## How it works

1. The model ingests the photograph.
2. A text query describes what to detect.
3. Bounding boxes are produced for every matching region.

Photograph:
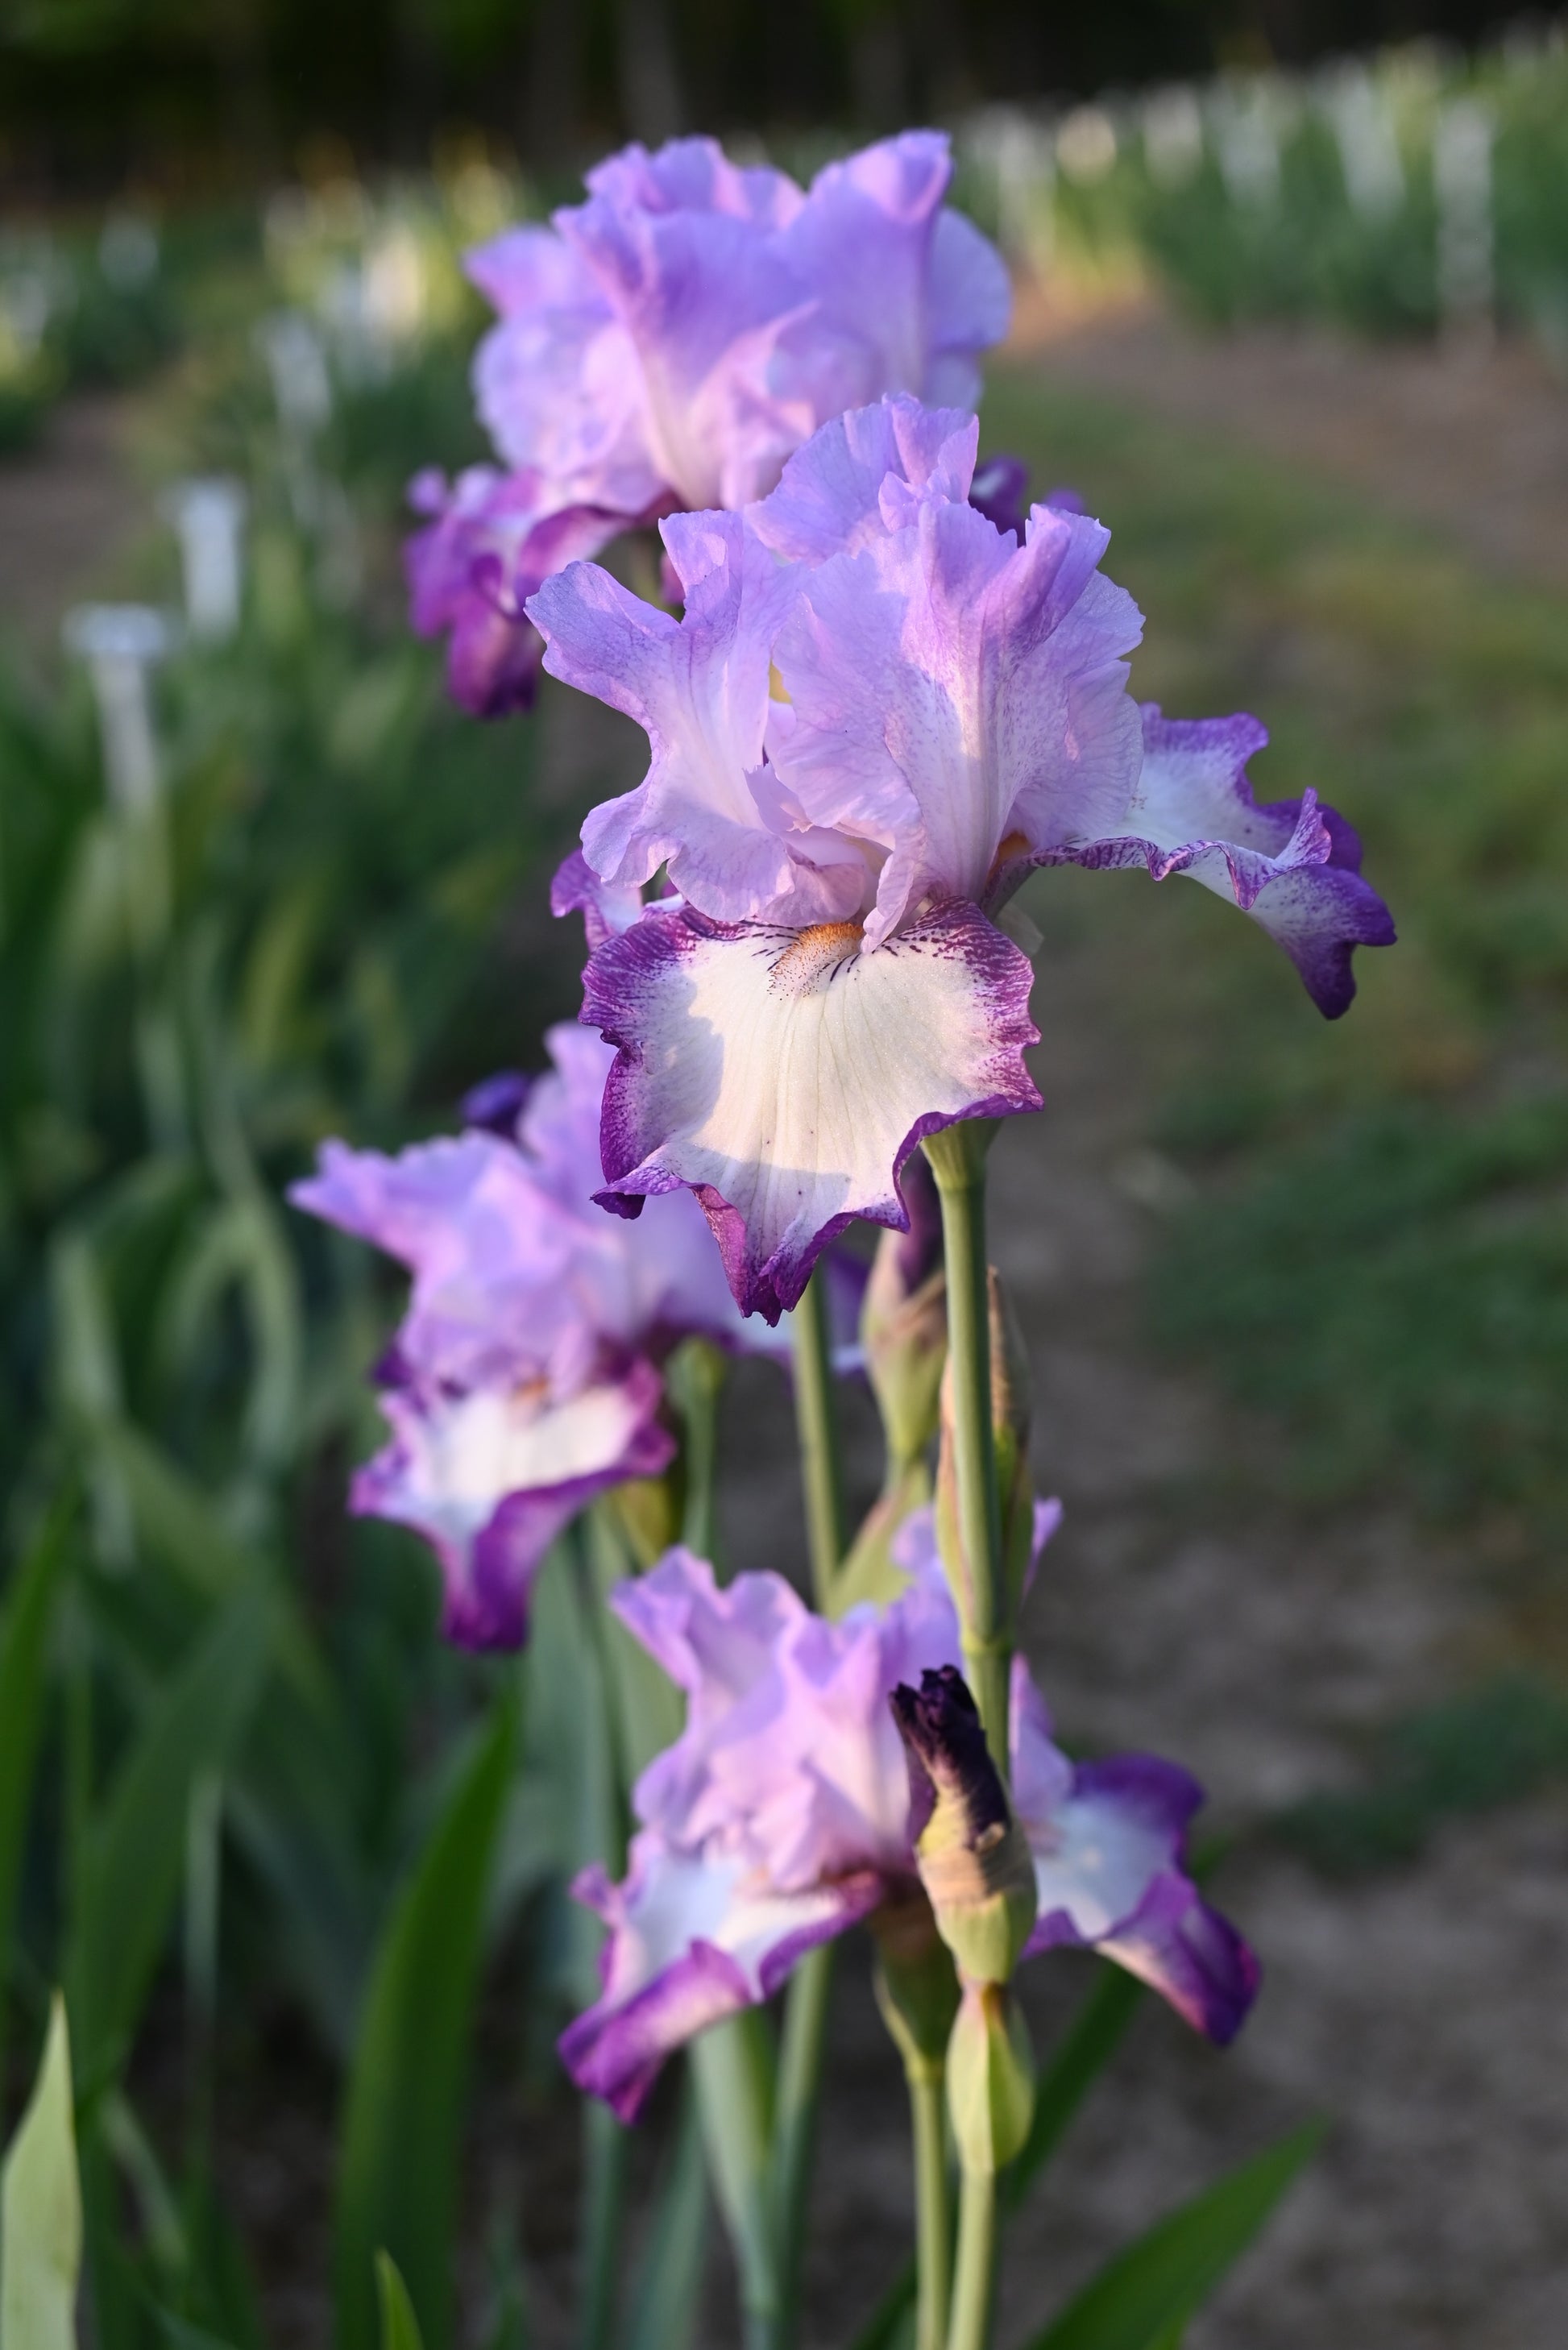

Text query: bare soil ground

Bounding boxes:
[0,393,145,640]
[707,301,1568,2347]
[1012,285,1568,595]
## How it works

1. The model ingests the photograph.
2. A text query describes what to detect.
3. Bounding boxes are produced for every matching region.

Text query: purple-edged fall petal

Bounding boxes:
[354,1360,674,1649]
[1031,705,1396,1017]
[583,901,1041,1321]
[1010,1667,1260,2044]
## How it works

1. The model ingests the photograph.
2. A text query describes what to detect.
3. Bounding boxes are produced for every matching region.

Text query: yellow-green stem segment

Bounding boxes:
[923,1129,1010,1780]
[946,2165,998,2350]
[908,2057,952,2350]
[790,1267,847,1610]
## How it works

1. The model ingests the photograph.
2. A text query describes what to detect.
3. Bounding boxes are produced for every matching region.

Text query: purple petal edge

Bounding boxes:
[580,901,1041,1322]
[558,1870,881,2121]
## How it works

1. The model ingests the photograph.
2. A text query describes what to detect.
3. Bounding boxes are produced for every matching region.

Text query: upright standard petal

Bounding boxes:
[612,1547,955,1883]
[467,224,663,516]
[289,1130,583,1389]
[584,901,1041,1320]
[550,847,650,952]
[451,137,1010,608]
[1010,1668,1259,2045]
[747,394,980,563]
[560,1541,954,2114]
[1035,706,1396,1016]
[767,488,1145,945]
[530,516,830,920]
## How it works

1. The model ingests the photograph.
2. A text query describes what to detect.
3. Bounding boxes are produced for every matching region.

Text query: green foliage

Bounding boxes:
[0,1498,73,2074]
[65,1580,272,2094]
[1277,1672,1568,1874]
[333,1694,516,2350]
[982,359,1568,1552]
[1025,2123,1322,2350]
[374,2255,425,2350]
[1,1997,82,2350]
[1006,1966,1144,2215]
[1148,1098,1568,1523]
[622,2085,707,2350]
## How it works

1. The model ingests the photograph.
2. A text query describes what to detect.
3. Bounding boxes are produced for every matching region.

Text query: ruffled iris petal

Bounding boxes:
[404,465,624,717]
[1011,1669,1260,2045]
[1033,704,1396,1017]
[560,1837,882,2121]
[583,901,1042,1321]
[353,1362,674,1650]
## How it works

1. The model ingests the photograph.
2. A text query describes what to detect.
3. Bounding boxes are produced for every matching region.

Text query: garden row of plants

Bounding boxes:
[10,15,1568,470]
[0,241,600,2345]
[958,23,1568,352]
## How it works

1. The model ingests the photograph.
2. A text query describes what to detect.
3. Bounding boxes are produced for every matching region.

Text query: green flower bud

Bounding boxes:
[832,1457,931,1617]
[871,1888,960,2074]
[863,1153,948,1472]
[946,1981,1035,2174]
[890,1666,1038,1988]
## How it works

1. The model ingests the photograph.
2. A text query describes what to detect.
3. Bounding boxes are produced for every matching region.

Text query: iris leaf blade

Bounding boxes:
[333,1694,516,2350]
[1026,2120,1323,2350]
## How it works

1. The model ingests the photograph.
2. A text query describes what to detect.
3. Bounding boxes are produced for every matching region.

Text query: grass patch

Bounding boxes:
[982,363,1568,1538]
[1275,1674,1568,1874]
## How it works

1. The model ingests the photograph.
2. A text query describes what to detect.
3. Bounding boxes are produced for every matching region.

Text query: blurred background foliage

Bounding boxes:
[0,1,1537,197]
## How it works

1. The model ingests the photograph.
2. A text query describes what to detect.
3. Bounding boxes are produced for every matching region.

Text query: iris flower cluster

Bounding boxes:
[405,130,1008,716]
[300,122,1395,2350]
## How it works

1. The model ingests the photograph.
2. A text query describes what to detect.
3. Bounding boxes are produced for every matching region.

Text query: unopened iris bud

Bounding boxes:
[946,1980,1035,2174]
[935,1266,1035,1630]
[871,1887,960,2075]
[890,1665,1037,1988]
[835,1159,950,1613]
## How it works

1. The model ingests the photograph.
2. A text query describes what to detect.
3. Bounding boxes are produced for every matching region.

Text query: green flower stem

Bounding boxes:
[907,2056,952,2350]
[769,1939,836,2347]
[946,2165,998,2350]
[669,1335,726,1564]
[790,1266,847,1612]
[745,1262,853,2349]
[183,1769,222,2168]
[577,2096,630,2350]
[692,2012,781,2350]
[923,1128,1010,1777]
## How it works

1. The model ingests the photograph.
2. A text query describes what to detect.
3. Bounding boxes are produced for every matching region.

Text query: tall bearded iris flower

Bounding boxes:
[561,1517,1258,2121]
[289,1024,784,1648]
[407,131,1010,714]
[529,395,1394,1322]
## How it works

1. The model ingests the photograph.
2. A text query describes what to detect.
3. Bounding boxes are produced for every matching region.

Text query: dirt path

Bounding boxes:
[711,303,1568,2347]
[711,901,1566,2350]
[1014,289,1568,594]
[0,392,146,642]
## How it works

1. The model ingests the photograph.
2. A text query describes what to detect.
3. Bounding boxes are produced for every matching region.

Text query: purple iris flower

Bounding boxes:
[527,393,1394,1322]
[288,1024,789,1649]
[560,1510,1258,2122]
[404,467,626,718]
[409,131,1010,716]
